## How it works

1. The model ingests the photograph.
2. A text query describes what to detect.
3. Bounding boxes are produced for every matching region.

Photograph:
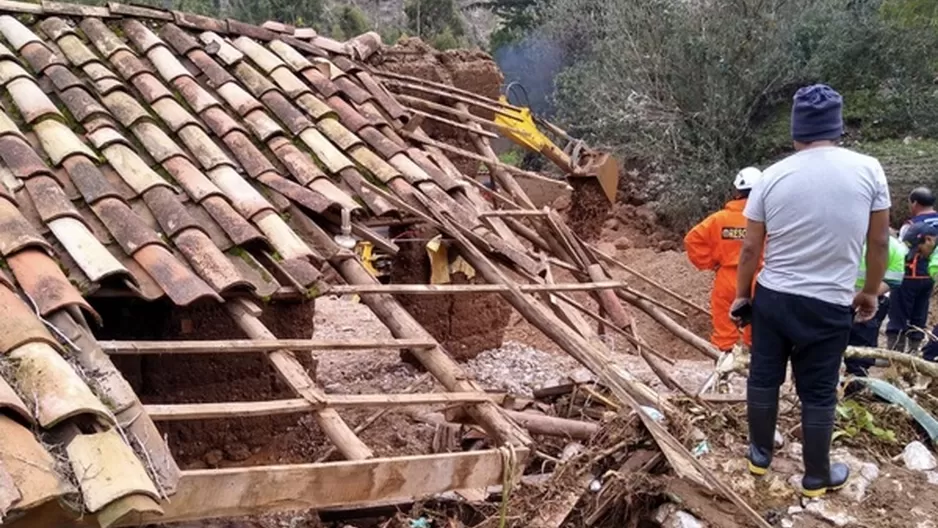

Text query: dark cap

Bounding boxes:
[910,187,936,207]
[902,221,938,246]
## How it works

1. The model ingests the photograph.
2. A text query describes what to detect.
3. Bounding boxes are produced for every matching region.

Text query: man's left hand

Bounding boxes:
[853,291,878,322]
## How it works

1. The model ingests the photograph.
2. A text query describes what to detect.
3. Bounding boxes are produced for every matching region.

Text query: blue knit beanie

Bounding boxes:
[791,84,843,143]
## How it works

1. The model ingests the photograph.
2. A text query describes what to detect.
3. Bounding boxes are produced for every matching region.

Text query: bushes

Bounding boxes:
[538,0,938,230]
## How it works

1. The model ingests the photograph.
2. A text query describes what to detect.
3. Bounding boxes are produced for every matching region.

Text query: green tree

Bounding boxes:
[336,6,371,39]
[470,0,540,50]
[405,0,465,39]
[228,0,326,26]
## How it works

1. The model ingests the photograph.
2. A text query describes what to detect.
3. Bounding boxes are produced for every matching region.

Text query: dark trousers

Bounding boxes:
[923,328,938,361]
[886,278,933,341]
[845,295,889,376]
[749,284,852,407]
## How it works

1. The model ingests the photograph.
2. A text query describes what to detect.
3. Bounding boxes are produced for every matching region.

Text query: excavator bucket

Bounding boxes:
[493,95,620,204]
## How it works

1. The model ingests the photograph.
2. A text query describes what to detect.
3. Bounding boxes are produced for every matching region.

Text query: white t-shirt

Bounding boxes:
[744,146,891,306]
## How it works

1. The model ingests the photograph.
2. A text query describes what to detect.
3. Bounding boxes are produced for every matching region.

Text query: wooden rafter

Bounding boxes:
[145,392,495,420]
[325,281,630,295]
[99,338,438,355]
[114,448,529,526]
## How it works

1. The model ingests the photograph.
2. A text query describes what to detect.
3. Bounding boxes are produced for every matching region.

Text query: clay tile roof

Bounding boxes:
[0,1,522,517]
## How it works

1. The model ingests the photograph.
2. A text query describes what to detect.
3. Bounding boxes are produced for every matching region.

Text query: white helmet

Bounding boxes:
[734,167,762,191]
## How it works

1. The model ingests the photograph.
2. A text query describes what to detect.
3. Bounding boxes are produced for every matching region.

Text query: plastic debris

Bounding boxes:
[641,406,665,422]
[692,440,710,458]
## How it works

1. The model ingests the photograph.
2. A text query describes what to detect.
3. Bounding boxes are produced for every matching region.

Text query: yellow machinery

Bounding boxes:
[355,240,391,282]
[492,84,620,204]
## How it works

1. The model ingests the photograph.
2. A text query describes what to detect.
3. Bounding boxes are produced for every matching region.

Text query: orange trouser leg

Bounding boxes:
[710,270,742,351]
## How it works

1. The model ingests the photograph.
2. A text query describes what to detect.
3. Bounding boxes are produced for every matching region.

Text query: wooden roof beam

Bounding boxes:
[99,338,438,355]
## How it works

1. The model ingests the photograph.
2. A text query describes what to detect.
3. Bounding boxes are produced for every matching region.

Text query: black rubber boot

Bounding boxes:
[908,337,924,354]
[746,386,779,476]
[801,405,849,498]
[886,332,905,352]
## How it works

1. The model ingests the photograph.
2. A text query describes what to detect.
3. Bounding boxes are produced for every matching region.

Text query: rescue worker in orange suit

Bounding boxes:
[684,167,763,351]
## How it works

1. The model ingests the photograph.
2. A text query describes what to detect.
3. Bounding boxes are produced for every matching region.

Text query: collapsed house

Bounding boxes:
[0,2,822,528]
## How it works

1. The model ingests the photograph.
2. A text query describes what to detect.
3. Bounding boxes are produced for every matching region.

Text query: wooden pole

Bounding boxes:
[99,338,439,355]
[325,280,630,295]
[225,303,374,460]
[615,289,721,360]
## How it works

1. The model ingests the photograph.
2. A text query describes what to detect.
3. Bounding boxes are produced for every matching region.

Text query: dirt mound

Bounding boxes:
[370,37,503,178]
[390,226,512,361]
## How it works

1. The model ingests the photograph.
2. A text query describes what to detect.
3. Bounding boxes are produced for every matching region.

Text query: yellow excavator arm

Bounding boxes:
[492,95,620,204]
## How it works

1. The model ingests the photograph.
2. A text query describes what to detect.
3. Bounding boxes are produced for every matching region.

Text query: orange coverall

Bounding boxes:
[684,199,760,351]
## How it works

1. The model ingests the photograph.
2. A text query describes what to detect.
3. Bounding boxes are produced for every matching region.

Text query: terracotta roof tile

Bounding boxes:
[261,21,295,34]
[65,429,160,513]
[141,186,202,238]
[0,375,31,424]
[0,284,58,353]
[260,92,312,135]
[227,19,277,41]
[206,165,273,219]
[222,131,276,178]
[311,35,348,55]
[149,99,199,133]
[33,119,98,166]
[172,75,222,113]
[257,172,331,213]
[296,92,335,121]
[356,71,408,120]
[270,67,311,98]
[180,199,231,250]
[278,257,321,287]
[130,195,164,232]
[56,34,99,68]
[267,39,314,72]
[348,145,401,183]
[297,128,354,174]
[73,202,112,244]
[109,2,173,20]
[61,155,120,205]
[77,18,130,60]
[317,118,363,150]
[12,186,44,232]
[268,137,324,185]
[37,16,74,41]
[177,124,234,170]
[242,109,283,142]
[132,121,188,164]
[200,195,264,246]
[279,35,329,59]
[0,135,54,180]
[293,27,317,39]
[323,94,368,131]
[161,156,221,202]
[109,49,153,82]
[226,250,279,297]
[307,176,363,212]
[198,31,244,65]
[97,163,137,201]
[131,72,173,104]
[0,195,51,257]
[121,19,166,55]
[173,10,227,33]
[6,248,100,324]
[231,36,284,74]
[0,107,21,138]
[99,142,175,197]
[147,45,193,84]
[100,90,154,128]
[58,86,109,123]
[0,162,22,195]
[90,197,164,255]
[7,78,62,124]
[48,216,130,283]
[0,415,73,512]
[216,81,263,116]
[0,16,41,51]
[19,41,65,74]
[173,228,253,292]
[132,243,221,305]
[0,59,31,86]
[186,49,235,88]
[333,76,372,105]
[253,210,313,260]
[331,56,359,74]
[43,63,84,91]
[86,125,131,151]
[358,126,406,158]
[300,66,339,99]
[198,105,245,138]
[24,175,81,224]
[407,148,462,191]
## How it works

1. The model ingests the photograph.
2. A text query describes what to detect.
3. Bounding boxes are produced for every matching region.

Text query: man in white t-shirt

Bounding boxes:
[730,84,891,498]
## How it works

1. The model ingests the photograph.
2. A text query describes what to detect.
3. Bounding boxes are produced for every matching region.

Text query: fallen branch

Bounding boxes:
[846,346,938,378]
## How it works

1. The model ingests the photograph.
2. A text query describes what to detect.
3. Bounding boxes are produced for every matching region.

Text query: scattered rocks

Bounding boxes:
[596,242,617,256]
[224,443,251,462]
[653,504,706,528]
[466,341,579,396]
[805,499,857,527]
[614,236,633,250]
[204,449,224,467]
[902,441,938,471]
[926,471,938,486]
[832,450,880,502]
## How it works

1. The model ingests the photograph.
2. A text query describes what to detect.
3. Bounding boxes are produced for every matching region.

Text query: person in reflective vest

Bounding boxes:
[845,236,907,376]
[684,167,763,352]
[887,187,938,352]
[902,222,938,362]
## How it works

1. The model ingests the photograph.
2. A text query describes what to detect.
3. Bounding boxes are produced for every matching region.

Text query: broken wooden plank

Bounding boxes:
[326,280,630,295]
[99,338,438,355]
[478,209,549,218]
[146,392,495,420]
[116,448,530,525]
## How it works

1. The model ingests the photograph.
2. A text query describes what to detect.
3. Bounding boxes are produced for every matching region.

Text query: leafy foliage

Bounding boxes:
[405,0,465,39]
[331,6,372,41]
[835,400,897,443]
